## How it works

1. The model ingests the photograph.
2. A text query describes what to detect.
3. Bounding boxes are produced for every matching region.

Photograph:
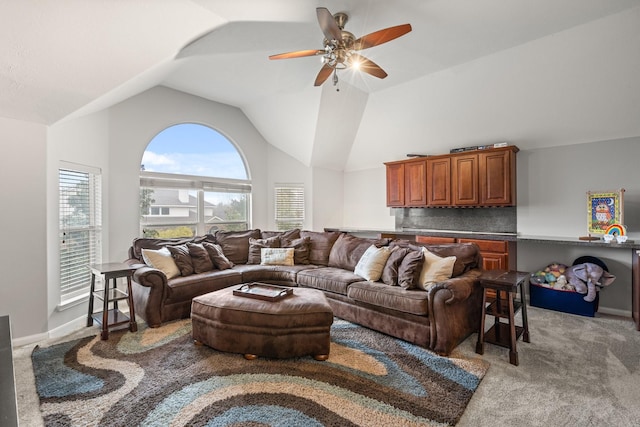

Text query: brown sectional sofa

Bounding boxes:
[124,229,484,355]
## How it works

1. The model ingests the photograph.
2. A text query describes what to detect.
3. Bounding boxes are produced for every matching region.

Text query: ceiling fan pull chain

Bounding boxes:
[332,68,340,91]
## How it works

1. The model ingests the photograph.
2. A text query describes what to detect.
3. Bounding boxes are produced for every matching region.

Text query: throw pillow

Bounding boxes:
[354,245,393,281]
[202,242,234,270]
[381,247,410,286]
[281,236,311,264]
[417,247,457,291]
[397,249,424,289]
[187,242,213,273]
[247,236,280,264]
[299,230,341,266]
[260,248,294,266]
[141,247,180,279]
[328,233,390,271]
[214,229,261,264]
[167,244,194,276]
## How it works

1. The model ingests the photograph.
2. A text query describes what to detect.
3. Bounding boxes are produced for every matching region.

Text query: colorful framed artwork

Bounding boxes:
[587,189,625,235]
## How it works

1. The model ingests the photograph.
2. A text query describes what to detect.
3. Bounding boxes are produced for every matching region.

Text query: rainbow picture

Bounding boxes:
[605,223,626,236]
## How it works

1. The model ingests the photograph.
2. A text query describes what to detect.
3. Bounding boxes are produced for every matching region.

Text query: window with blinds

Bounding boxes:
[59,166,102,305]
[275,185,305,230]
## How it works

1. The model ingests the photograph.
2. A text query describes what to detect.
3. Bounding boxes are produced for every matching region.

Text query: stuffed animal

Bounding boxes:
[564,263,616,302]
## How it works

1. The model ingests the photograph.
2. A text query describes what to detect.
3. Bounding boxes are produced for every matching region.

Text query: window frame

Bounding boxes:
[274,184,305,231]
[140,171,252,236]
[58,162,102,308]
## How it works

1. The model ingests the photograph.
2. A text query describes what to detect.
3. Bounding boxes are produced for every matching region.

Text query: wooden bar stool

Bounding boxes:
[475,270,530,365]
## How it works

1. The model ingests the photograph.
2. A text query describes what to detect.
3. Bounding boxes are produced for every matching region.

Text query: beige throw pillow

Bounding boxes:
[260,248,295,266]
[354,245,392,282]
[141,247,180,279]
[417,247,456,291]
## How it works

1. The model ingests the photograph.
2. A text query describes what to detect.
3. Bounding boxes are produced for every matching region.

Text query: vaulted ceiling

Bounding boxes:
[2,0,640,171]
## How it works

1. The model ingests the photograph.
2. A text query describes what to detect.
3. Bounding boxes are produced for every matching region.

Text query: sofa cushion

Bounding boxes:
[398,249,424,289]
[247,236,280,264]
[354,245,392,281]
[300,230,341,266]
[328,234,390,271]
[390,240,479,277]
[261,248,294,266]
[141,247,180,279]
[165,269,242,303]
[214,229,260,264]
[202,242,234,270]
[417,247,456,291]
[130,235,214,261]
[260,228,300,240]
[347,281,429,316]
[232,264,316,284]
[187,243,214,273]
[281,236,311,265]
[297,267,364,295]
[381,247,410,286]
[167,244,194,276]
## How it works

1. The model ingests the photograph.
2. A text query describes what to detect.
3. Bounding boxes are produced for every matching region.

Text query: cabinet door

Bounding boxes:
[480,150,514,205]
[426,157,451,206]
[452,154,479,206]
[416,235,456,244]
[405,159,427,206]
[458,238,510,271]
[385,163,405,206]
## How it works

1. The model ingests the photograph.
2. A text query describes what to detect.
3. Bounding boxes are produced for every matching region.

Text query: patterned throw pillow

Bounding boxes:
[260,248,294,266]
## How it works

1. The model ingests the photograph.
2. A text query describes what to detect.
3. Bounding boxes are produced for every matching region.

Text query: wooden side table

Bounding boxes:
[87,262,138,340]
[475,270,530,365]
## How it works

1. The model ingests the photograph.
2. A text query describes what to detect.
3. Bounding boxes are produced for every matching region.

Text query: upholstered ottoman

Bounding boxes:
[191,286,333,360]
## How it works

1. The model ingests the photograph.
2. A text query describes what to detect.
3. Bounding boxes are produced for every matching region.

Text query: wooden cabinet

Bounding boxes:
[416,235,456,244]
[479,149,516,206]
[458,238,516,271]
[452,154,479,206]
[385,146,518,208]
[385,162,405,206]
[426,157,451,206]
[405,159,427,206]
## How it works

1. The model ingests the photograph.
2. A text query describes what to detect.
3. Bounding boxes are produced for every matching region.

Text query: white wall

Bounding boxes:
[343,167,394,230]
[311,167,344,231]
[0,117,48,338]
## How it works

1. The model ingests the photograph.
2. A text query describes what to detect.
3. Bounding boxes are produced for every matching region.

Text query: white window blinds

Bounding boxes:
[59,166,102,304]
[275,185,305,230]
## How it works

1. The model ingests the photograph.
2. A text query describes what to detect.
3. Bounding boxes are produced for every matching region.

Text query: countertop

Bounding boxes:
[325,228,640,248]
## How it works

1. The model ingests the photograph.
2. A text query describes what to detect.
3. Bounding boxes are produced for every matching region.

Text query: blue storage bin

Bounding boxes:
[529,283,599,317]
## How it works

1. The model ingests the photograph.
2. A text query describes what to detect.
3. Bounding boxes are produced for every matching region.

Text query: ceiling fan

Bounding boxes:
[269,7,412,87]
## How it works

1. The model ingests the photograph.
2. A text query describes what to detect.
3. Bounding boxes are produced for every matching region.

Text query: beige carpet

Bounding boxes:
[13,306,640,426]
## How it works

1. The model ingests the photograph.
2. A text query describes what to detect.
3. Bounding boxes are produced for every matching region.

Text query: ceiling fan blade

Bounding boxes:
[354,23,412,50]
[314,64,334,86]
[269,49,325,60]
[316,7,342,43]
[351,53,388,79]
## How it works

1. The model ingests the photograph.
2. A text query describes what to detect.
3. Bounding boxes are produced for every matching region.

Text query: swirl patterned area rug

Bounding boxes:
[31,318,488,426]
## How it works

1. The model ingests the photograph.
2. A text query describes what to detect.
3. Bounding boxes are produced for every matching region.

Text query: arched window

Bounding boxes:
[139,123,250,238]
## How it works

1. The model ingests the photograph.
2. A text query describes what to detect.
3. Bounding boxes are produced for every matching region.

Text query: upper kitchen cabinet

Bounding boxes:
[479,147,517,206]
[385,161,405,206]
[385,146,518,208]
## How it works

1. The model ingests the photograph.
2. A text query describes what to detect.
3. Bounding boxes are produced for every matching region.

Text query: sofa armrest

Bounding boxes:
[428,269,482,305]
[125,260,168,328]
[427,269,483,355]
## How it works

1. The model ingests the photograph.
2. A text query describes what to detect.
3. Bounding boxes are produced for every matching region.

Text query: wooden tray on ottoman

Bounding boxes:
[233,283,293,302]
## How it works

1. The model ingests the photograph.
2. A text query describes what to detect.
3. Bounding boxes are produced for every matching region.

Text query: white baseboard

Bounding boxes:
[13,315,88,348]
[597,306,632,318]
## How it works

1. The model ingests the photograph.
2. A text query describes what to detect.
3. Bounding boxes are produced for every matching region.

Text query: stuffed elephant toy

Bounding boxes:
[565,263,616,302]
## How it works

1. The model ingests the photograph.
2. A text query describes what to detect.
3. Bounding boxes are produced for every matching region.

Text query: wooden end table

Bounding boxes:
[475,270,530,365]
[87,262,138,340]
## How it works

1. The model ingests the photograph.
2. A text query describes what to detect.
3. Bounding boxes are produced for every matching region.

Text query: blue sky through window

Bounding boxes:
[142,123,247,179]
